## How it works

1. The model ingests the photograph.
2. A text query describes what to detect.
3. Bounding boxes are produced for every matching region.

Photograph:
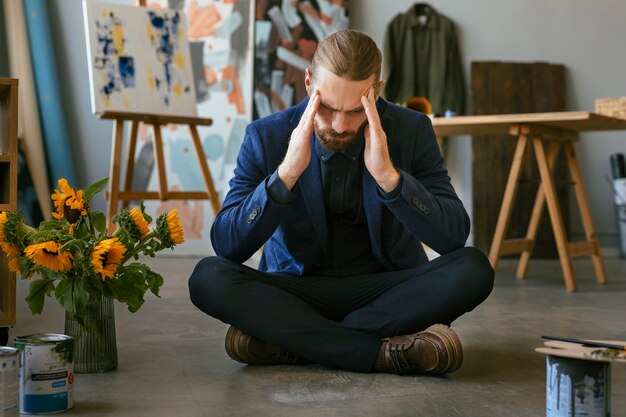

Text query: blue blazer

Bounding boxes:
[210,98,470,275]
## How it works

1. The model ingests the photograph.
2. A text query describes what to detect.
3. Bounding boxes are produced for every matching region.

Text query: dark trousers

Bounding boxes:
[188,246,494,372]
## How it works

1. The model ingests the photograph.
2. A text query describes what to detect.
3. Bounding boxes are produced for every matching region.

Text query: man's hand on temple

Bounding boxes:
[362,87,401,193]
[278,89,321,190]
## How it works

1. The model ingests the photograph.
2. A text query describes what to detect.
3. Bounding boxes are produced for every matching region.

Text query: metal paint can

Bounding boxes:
[14,334,74,414]
[1,346,19,417]
[546,355,610,417]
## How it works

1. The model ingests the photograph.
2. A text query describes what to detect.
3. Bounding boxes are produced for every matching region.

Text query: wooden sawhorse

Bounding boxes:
[433,112,626,291]
[99,111,221,232]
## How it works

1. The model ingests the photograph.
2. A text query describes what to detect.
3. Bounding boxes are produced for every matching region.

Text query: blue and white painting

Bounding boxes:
[83,1,197,116]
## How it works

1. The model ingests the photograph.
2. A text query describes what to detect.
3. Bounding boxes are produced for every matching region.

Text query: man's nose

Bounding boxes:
[332,112,347,133]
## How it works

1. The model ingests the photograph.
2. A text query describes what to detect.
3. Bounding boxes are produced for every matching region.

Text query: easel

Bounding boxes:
[100,111,221,232]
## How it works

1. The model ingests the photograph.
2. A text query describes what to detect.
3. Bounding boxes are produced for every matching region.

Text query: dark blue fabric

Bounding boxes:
[210,97,470,274]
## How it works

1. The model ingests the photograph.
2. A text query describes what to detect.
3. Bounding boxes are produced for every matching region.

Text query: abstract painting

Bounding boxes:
[83,1,197,116]
[127,0,255,256]
[253,0,349,119]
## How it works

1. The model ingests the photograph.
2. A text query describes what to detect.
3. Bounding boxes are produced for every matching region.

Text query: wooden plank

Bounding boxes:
[532,135,576,291]
[471,61,491,252]
[564,141,607,284]
[500,238,533,255]
[488,135,528,268]
[432,112,626,136]
[567,241,595,258]
[99,111,213,126]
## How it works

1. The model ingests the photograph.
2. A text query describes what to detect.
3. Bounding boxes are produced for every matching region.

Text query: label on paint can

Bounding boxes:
[1,346,19,417]
[14,334,74,415]
[546,355,610,417]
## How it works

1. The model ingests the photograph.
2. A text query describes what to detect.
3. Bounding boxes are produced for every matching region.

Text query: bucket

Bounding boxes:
[1,346,19,417]
[14,334,74,414]
[546,355,610,417]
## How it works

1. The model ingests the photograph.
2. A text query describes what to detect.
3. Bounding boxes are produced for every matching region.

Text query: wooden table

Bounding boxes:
[432,111,626,291]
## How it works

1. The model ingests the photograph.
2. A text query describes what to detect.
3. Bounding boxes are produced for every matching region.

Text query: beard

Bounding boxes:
[314,121,363,153]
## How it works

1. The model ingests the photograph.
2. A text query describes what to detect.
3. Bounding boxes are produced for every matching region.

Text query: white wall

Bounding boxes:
[352,0,626,249]
[48,0,626,248]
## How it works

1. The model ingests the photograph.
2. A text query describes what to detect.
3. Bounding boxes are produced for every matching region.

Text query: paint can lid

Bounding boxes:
[14,333,74,345]
[0,346,19,356]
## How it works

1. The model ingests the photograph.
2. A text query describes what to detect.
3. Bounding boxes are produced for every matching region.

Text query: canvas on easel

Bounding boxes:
[83,1,197,117]
[82,1,222,241]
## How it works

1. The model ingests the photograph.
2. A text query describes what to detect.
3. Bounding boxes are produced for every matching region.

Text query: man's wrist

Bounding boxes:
[377,169,401,193]
[277,164,299,191]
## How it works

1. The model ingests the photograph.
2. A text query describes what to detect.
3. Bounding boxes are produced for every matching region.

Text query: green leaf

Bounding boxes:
[55,277,89,318]
[140,200,153,223]
[25,278,55,315]
[146,270,164,297]
[92,211,107,235]
[83,178,109,202]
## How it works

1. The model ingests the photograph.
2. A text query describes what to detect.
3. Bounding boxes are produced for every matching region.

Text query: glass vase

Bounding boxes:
[64,296,118,373]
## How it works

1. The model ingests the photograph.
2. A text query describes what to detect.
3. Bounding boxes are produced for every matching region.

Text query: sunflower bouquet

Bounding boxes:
[0,177,184,324]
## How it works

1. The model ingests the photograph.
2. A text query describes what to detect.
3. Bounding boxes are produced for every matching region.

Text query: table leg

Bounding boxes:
[532,136,576,292]
[516,141,561,279]
[489,134,528,269]
[564,141,607,284]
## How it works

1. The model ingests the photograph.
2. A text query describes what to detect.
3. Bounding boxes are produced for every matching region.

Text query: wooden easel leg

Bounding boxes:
[121,120,140,210]
[532,136,576,292]
[188,125,221,216]
[107,118,125,233]
[152,124,169,201]
[489,134,528,269]
[564,141,607,285]
[517,141,561,279]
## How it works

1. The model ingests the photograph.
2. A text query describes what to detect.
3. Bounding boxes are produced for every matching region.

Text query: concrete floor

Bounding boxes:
[8,254,626,417]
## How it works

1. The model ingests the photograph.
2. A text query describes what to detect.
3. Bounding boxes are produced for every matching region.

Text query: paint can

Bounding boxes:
[546,355,610,417]
[1,346,19,417]
[14,334,74,414]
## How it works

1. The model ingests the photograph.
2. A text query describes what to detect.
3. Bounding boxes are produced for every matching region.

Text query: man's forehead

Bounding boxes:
[319,96,364,113]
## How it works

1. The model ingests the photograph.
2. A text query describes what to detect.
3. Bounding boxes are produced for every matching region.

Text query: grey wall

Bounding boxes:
[45,0,626,248]
[352,0,626,249]
[47,0,131,212]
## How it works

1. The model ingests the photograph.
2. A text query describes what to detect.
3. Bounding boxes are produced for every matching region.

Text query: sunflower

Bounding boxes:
[91,237,127,280]
[24,241,73,272]
[0,211,17,247]
[51,179,88,223]
[155,209,184,248]
[1,242,20,273]
[117,207,150,240]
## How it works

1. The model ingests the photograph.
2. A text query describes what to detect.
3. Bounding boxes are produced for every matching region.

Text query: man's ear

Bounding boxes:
[305,68,312,95]
[375,79,385,98]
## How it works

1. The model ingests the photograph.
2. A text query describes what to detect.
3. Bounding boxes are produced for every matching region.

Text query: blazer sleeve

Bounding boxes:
[209,123,293,263]
[381,113,470,254]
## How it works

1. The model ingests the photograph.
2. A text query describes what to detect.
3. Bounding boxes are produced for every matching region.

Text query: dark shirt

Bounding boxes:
[267,132,402,276]
[314,135,384,276]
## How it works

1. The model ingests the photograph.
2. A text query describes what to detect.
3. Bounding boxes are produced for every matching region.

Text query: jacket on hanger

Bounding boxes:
[383,3,465,115]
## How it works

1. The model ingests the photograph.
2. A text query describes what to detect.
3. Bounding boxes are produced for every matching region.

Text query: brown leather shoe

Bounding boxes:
[224,326,308,365]
[376,324,463,375]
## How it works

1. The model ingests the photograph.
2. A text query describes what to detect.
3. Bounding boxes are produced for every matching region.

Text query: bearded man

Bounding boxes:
[188,30,494,375]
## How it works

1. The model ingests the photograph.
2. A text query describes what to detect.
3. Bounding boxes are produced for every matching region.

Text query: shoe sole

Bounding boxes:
[423,324,463,374]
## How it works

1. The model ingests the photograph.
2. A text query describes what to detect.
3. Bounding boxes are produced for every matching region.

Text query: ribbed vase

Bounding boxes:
[64,296,118,373]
